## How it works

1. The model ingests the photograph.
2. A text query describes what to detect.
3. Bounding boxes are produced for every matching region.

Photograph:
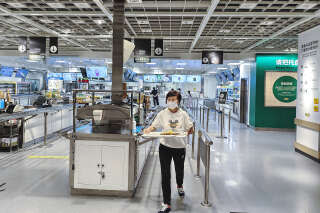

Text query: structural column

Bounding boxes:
[111,0,125,104]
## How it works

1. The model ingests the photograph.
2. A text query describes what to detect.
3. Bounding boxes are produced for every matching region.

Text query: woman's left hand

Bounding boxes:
[187,127,194,135]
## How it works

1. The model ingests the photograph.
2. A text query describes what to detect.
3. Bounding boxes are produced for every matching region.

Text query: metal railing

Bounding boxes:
[184,98,232,140]
[182,103,213,207]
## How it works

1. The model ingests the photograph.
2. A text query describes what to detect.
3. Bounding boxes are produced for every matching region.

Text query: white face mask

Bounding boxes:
[167,101,178,109]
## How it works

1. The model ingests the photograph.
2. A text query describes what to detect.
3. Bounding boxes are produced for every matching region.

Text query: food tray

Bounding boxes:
[142,132,187,138]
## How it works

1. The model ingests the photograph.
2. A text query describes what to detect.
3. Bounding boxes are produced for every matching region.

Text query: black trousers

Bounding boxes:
[159,144,186,205]
[153,96,159,106]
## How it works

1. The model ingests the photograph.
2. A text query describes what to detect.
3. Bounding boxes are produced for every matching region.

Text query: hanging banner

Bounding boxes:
[202,51,223,64]
[29,37,46,54]
[134,39,151,63]
[49,37,58,54]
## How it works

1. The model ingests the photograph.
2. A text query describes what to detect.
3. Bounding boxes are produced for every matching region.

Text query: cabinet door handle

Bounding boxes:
[97,164,100,168]
[101,164,104,168]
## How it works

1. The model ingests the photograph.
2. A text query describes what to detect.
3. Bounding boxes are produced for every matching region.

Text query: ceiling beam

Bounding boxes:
[6,11,314,18]
[242,9,320,52]
[0,34,298,40]
[105,1,210,8]
[0,5,90,51]
[189,0,220,53]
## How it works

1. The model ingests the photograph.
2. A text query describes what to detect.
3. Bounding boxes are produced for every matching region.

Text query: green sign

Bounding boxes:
[256,54,298,72]
[273,76,297,103]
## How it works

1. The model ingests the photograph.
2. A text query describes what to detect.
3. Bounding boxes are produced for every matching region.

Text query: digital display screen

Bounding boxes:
[143,75,157,83]
[15,69,29,79]
[0,66,14,77]
[172,75,186,83]
[232,67,240,80]
[0,99,5,110]
[63,73,77,82]
[225,70,234,81]
[219,72,227,83]
[124,69,137,82]
[161,75,172,83]
[86,66,107,79]
[186,75,201,83]
[47,73,63,80]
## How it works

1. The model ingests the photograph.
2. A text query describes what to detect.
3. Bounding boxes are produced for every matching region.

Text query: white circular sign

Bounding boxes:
[155,47,163,56]
[18,45,26,53]
[202,57,209,64]
[50,45,58,53]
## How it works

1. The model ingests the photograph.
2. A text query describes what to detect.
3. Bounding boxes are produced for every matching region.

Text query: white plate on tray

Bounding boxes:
[142,132,187,138]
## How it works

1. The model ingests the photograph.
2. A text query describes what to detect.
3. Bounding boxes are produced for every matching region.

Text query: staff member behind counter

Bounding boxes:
[144,90,194,213]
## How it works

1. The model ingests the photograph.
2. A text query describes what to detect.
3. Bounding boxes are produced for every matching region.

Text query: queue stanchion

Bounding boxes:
[206,107,210,132]
[44,112,48,145]
[216,107,227,140]
[195,130,202,179]
[192,121,196,160]
[228,109,231,135]
[202,107,205,128]
[201,141,212,207]
[200,106,202,124]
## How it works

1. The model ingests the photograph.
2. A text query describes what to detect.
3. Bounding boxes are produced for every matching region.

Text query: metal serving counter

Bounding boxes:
[0,104,74,149]
[69,89,157,197]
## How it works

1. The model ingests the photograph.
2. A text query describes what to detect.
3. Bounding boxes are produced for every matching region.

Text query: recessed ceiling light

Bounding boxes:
[181,20,194,25]
[137,20,149,25]
[47,3,65,8]
[87,44,96,47]
[296,3,317,10]
[77,38,86,41]
[207,45,217,48]
[176,67,184,70]
[86,29,96,32]
[61,29,73,34]
[7,3,25,8]
[141,28,152,33]
[146,62,156,65]
[235,40,244,44]
[74,2,91,8]
[27,27,40,31]
[219,29,231,33]
[127,0,143,3]
[265,46,274,49]
[260,21,275,25]
[217,67,228,70]
[177,63,186,66]
[72,19,85,24]
[240,3,257,9]
[100,38,109,42]
[40,19,54,24]
[94,19,106,25]
[56,60,65,63]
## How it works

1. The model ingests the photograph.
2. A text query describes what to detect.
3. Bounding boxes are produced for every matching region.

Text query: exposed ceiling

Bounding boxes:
[0,0,319,54]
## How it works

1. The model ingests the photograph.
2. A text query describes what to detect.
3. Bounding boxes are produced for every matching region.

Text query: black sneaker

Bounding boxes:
[158,203,171,213]
[177,187,185,197]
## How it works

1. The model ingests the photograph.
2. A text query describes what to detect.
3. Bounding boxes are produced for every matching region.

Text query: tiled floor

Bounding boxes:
[0,112,319,213]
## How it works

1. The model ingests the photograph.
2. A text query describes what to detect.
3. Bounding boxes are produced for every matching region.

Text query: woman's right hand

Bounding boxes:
[143,127,152,134]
